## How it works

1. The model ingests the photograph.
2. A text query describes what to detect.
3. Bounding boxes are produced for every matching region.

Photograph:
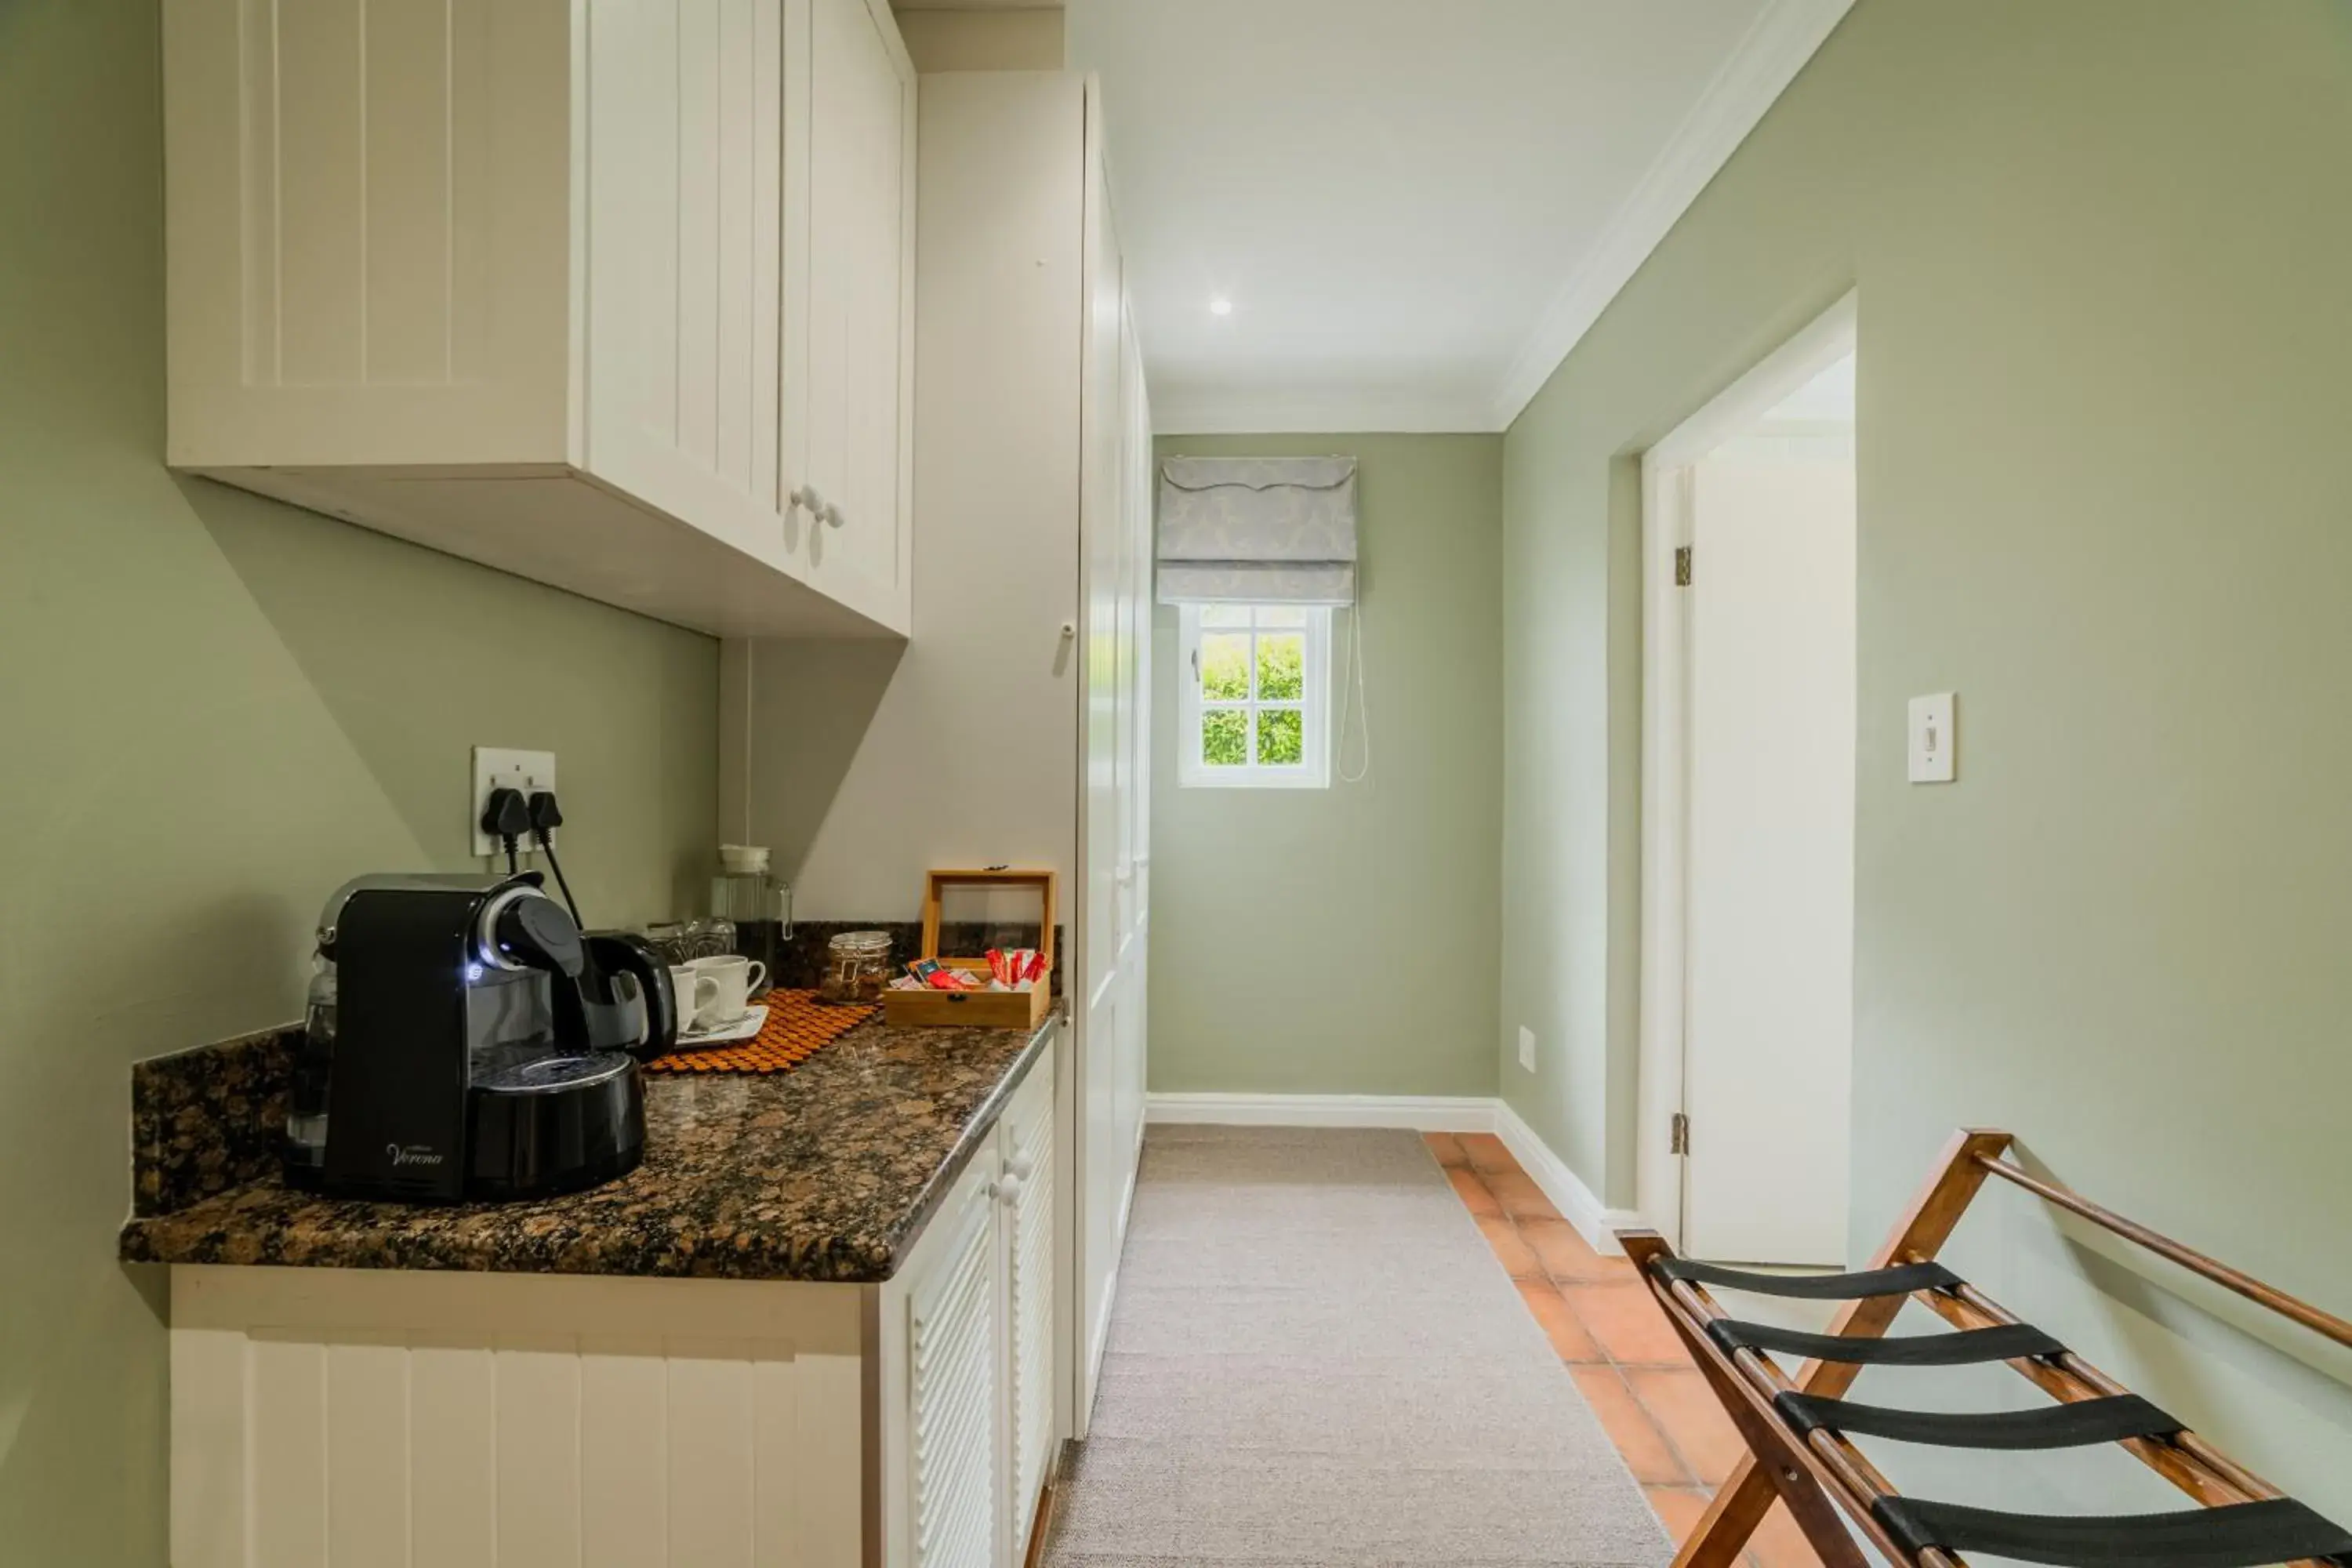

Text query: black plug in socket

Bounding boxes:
[527,789,564,838]
[481,786,532,844]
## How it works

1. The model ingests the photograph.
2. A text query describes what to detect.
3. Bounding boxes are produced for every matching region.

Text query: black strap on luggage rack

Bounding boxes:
[1653,1256,1961,1299]
[1871,1495,2352,1568]
[1776,1390,2181,1450]
[1616,1129,2352,1568]
[1708,1317,2064,1367]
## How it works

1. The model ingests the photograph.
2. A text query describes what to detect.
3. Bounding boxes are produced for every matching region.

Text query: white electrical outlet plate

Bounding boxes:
[471,747,557,856]
[1518,1025,1537,1073]
[1907,693,1957,784]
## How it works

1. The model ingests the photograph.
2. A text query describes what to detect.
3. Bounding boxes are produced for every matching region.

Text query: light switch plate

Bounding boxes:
[1517,1025,1537,1073]
[1907,694,1956,783]
[471,746,556,855]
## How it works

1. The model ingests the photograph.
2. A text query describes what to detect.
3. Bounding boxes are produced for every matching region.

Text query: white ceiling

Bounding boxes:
[1065,0,1853,433]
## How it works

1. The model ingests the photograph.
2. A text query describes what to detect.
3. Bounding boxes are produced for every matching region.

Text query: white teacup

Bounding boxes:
[668,964,721,1033]
[688,954,766,1028]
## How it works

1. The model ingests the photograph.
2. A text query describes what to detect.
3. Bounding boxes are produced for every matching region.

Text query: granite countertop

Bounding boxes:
[118,1008,1058,1283]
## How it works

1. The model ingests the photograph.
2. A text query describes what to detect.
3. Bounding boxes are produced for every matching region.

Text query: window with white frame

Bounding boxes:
[1177,603,1331,788]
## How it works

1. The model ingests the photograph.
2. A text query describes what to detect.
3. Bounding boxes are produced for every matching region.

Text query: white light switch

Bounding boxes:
[1907,693,1956,783]
[1517,1025,1537,1073]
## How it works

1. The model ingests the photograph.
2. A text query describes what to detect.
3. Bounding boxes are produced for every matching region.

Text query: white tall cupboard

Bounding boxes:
[1074,78,1155,1433]
[161,0,915,638]
[719,68,1152,1443]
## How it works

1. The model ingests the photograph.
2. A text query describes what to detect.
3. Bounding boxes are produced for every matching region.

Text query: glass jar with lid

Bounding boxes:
[818,931,893,1005]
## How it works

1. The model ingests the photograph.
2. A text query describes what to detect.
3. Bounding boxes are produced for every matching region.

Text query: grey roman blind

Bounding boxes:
[1156,456,1359,605]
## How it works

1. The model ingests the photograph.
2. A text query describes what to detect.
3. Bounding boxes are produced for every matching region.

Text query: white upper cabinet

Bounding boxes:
[162,0,915,639]
[800,0,916,613]
[582,0,787,568]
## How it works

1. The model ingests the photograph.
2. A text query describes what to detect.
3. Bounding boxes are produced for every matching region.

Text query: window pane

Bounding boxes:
[1254,605,1308,629]
[1201,708,1249,766]
[1198,605,1250,628]
[1199,633,1251,699]
[1255,633,1305,700]
[1258,708,1304,765]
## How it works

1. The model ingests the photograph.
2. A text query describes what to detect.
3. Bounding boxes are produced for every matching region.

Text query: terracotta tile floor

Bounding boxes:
[1425,1131,1823,1568]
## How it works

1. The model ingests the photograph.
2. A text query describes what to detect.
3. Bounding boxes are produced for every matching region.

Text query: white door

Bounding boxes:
[1073,75,1131,1430]
[1681,435,1857,1266]
[1116,301,1153,1167]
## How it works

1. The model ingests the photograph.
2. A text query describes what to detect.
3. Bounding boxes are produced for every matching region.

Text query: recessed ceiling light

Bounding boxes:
[1209,297,1233,316]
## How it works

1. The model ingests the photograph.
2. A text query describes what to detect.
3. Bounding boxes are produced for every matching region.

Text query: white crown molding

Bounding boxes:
[1151,389,1497,437]
[1486,0,1857,430]
[1141,1091,1642,1257]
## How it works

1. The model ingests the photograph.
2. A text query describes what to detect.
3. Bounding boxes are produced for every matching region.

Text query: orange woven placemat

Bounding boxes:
[644,988,875,1073]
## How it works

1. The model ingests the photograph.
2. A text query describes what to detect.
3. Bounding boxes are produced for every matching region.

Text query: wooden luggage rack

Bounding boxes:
[1618,1130,2352,1568]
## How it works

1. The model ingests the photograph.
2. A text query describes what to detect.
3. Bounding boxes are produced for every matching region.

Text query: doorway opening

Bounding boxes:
[1638,294,1857,1267]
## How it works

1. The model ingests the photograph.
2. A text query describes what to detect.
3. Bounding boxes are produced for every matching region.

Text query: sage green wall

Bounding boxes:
[1149,435,1502,1098]
[0,4,718,1559]
[1501,0,2352,1513]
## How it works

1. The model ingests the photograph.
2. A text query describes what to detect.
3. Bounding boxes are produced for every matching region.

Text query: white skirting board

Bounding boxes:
[1145,1093,1497,1132]
[1490,1100,1642,1258]
[1143,1093,1642,1257]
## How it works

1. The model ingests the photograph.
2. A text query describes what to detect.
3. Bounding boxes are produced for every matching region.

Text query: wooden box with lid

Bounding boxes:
[882,869,1055,1029]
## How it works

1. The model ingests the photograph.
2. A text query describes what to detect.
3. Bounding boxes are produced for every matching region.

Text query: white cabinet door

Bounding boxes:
[906,1153,1004,1568]
[800,0,915,624]
[1073,78,1151,1432]
[1116,299,1153,1166]
[1000,1060,1057,1563]
[584,0,790,564]
[161,0,577,468]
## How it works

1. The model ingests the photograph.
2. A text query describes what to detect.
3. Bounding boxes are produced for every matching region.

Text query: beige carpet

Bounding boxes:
[1046,1124,1672,1566]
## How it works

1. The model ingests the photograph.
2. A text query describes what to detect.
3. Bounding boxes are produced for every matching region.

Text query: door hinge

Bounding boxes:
[1669,1112,1690,1156]
[1674,546,1693,588]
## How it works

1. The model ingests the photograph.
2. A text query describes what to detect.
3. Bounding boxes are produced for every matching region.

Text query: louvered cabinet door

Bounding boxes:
[906,1160,1004,1568]
[1001,1063,1057,1561]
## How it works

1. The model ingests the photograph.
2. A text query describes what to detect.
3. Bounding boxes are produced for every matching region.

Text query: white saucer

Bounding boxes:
[674,1004,767,1047]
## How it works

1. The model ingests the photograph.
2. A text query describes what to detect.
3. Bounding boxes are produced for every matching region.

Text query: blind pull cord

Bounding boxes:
[1337,601,1372,785]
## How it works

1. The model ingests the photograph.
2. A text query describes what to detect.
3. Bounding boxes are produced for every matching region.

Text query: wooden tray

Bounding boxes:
[882,869,1055,1029]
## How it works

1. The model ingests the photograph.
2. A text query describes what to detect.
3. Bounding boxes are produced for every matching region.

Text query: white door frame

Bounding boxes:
[1635,291,1859,1247]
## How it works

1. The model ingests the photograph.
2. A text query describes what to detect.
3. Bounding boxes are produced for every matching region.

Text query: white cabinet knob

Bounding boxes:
[790,484,826,516]
[993,1172,1023,1206]
[1006,1152,1036,1181]
[821,503,844,528]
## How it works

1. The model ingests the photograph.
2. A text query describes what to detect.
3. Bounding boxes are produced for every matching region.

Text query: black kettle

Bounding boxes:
[573,931,680,1061]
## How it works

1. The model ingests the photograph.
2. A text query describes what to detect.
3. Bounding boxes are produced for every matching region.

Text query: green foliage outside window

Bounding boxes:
[1258,708,1304,764]
[1256,634,1304,700]
[1200,633,1251,700]
[1196,609,1313,771]
[1202,709,1249,766]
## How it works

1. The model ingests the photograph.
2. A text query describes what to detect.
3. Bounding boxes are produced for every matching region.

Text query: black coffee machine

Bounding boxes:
[285,873,676,1202]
